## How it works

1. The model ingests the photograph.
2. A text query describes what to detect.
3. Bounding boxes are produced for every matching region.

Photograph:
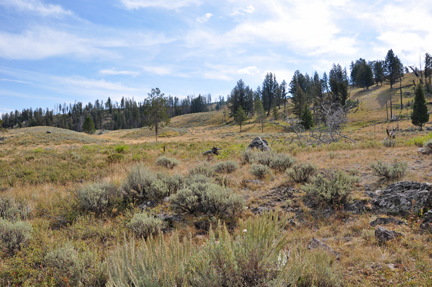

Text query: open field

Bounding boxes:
[1,77,432,286]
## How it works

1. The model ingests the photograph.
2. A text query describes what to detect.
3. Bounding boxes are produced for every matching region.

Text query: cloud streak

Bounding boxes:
[0,0,72,17]
[120,0,200,10]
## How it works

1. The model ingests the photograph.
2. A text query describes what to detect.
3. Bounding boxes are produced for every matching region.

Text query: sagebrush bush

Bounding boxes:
[303,170,360,208]
[106,153,124,164]
[269,153,296,172]
[253,151,275,166]
[0,196,32,221]
[76,182,121,214]
[185,174,212,185]
[156,156,179,169]
[241,149,255,164]
[122,164,168,202]
[370,161,408,180]
[213,161,238,174]
[157,173,184,194]
[44,243,107,287]
[383,139,396,147]
[127,212,166,238]
[424,139,432,154]
[0,219,32,255]
[287,163,317,183]
[189,163,214,177]
[250,164,272,179]
[114,145,129,153]
[170,183,244,219]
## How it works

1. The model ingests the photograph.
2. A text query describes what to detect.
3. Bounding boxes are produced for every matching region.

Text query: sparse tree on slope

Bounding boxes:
[234,105,247,132]
[82,116,95,134]
[144,88,170,141]
[254,99,266,132]
[411,83,429,131]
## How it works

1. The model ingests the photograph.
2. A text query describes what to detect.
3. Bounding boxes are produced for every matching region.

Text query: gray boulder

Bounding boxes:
[375,226,403,243]
[373,181,432,215]
[420,210,432,230]
[307,238,340,257]
[247,137,271,151]
[370,217,405,227]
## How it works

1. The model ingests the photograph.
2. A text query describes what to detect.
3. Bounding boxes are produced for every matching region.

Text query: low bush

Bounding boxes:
[158,173,184,194]
[106,153,124,164]
[269,153,296,171]
[287,163,317,183]
[383,139,396,147]
[122,164,169,203]
[213,161,238,174]
[126,212,166,238]
[170,183,244,220]
[253,151,275,166]
[185,174,212,185]
[114,144,130,153]
[303,170,360,208]
[424,139,432,154]
[76,182,122,214]
[250,164,272,179]
[189,163,214,177]
[241,149,255,164]
[156,156,179,169]
[370,161,408,181]
[0,219,32,255]
[0,196,32,221]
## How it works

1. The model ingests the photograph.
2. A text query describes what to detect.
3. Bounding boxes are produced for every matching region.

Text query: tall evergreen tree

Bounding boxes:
[261,72,279,115]
[144,88,170,141]
[234,106,247,132]
[425,53,432,93]
[372,61,385,86]
[411,83,429,131]
[82,116,95,134]
[329,64,349,105]
[384,49,403,88]
[254,98,266,132]
[300,105,314,130]
[356,61,374,89]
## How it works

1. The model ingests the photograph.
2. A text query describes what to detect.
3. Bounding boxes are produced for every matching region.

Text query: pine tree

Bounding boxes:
[411,83,429,131]
[234,105,247,132]
[271,104,278,120]
[144,88,170,141]
[254,99,266,132]
[300,105,314,130]
[384,49,403,89]
[82,116,95,134]
[373,61,385,86]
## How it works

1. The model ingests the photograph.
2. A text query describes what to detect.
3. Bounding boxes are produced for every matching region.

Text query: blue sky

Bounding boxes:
[1,0,431,116]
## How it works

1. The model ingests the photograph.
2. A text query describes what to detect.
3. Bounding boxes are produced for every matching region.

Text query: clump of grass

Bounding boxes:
[156,156,179,169]
[383,139,396,147]
[287,163,317,183]
[250,164,272,179]
[370,161,408,181]
[303,170,360,208]
[0,196,33,221]
[213,161,238,174]
[0,219,32,255]
[76,182,122,214]
[269,154,296,171]
[106,153,124,164]
[114,144,129,153]
[170,183,244,220]
[127,212,166,238]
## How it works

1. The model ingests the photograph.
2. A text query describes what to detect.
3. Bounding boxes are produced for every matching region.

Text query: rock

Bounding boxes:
[163,197,170,202]
[370,217,405,227]
[426,126,432,131]
[138,201,157,210]
[418,148,427,154]
[420,210,432,230]
[375,226,403,243]
[242,179,264,185]
[157,213,182,226]
[373,181,432,215]
[307,238,340,257]
[251,206,269,214]
[247,137,271,151]
[46,131,52,134]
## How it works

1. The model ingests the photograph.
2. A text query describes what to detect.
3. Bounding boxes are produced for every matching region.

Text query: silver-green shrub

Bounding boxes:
[269,154,296,172]
[0,196,32,221]
[213,161,238,174]
[250,164,272,179]
[127,212,166,238]
[189,163,214,177]
[185,174,212,185]
[122,164,168,201]
[383,139,396,147]
[303,170,360,208]
[170,183,244,219]
[424,139,432,154]
[287,163,317,183]
[76,182,121,214]
[253,151,275,166]
[241,149,255,164]
[156,156,179,169]
[158,173,184,194]
[0,218,32,255]
[370,161,408,180]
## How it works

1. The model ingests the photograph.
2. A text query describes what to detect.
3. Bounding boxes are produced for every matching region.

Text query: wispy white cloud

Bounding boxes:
[231,5,254,16]
[237,66,259,75]
[142,66,173,76]
[204,72,233,81]
[99,68,140,77]
[0,0,72,17]
[52,76,138,92]
[0,78,32,84]
[120,0,200,10]
[196,13,213,23]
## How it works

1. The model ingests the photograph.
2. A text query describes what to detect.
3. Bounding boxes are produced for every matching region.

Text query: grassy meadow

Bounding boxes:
[1,75,432,286]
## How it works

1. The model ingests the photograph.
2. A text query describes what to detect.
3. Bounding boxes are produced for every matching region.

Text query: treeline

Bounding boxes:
[228,49,432,128]
[1,93,225,131]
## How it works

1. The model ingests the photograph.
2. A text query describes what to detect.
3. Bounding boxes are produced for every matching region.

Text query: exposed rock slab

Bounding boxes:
[307,238,340,257]
[375,226,403,243]
[420,210,432,230]
[370,217,405,227]
[247,137,271,151]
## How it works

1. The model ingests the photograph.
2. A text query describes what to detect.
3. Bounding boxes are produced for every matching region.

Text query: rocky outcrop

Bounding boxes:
[247,137,271,151]
[420,210,432,231]
[375,226,403,243]
[373,181,432,215]
[370,217,405,227]
[307,238,340,257]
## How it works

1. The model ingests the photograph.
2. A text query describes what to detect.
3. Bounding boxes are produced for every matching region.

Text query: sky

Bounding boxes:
[1,0,432,116]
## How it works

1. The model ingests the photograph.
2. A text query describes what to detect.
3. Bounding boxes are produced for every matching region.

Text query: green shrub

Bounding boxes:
[114,144,129,153]
[106,153,124,164]
[44,243,107,287]
[0,196,32,221]
[122,164,169,202]
[158,173,184,194]
[189,163,214,177]
[269,153,296,171]
[241,149,255,164]
[127,212,166,238]
[303,170,360,208]
[170,183,244,220]
[250,164,272,179]
[76,182,122,214]
[0,219,32,255]
[383,139,396,147]
[156,156,179,169]
[185,174,212,185]
[213,161,238,174]
[424,139,432,154]
[253,151,275,166]
[287,163,317,183]
[370,161,408,181]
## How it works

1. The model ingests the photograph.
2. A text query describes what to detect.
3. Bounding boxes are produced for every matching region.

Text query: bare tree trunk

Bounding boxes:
[400,77,403,110]
[390,94,393,120]
[386,101,388,121]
